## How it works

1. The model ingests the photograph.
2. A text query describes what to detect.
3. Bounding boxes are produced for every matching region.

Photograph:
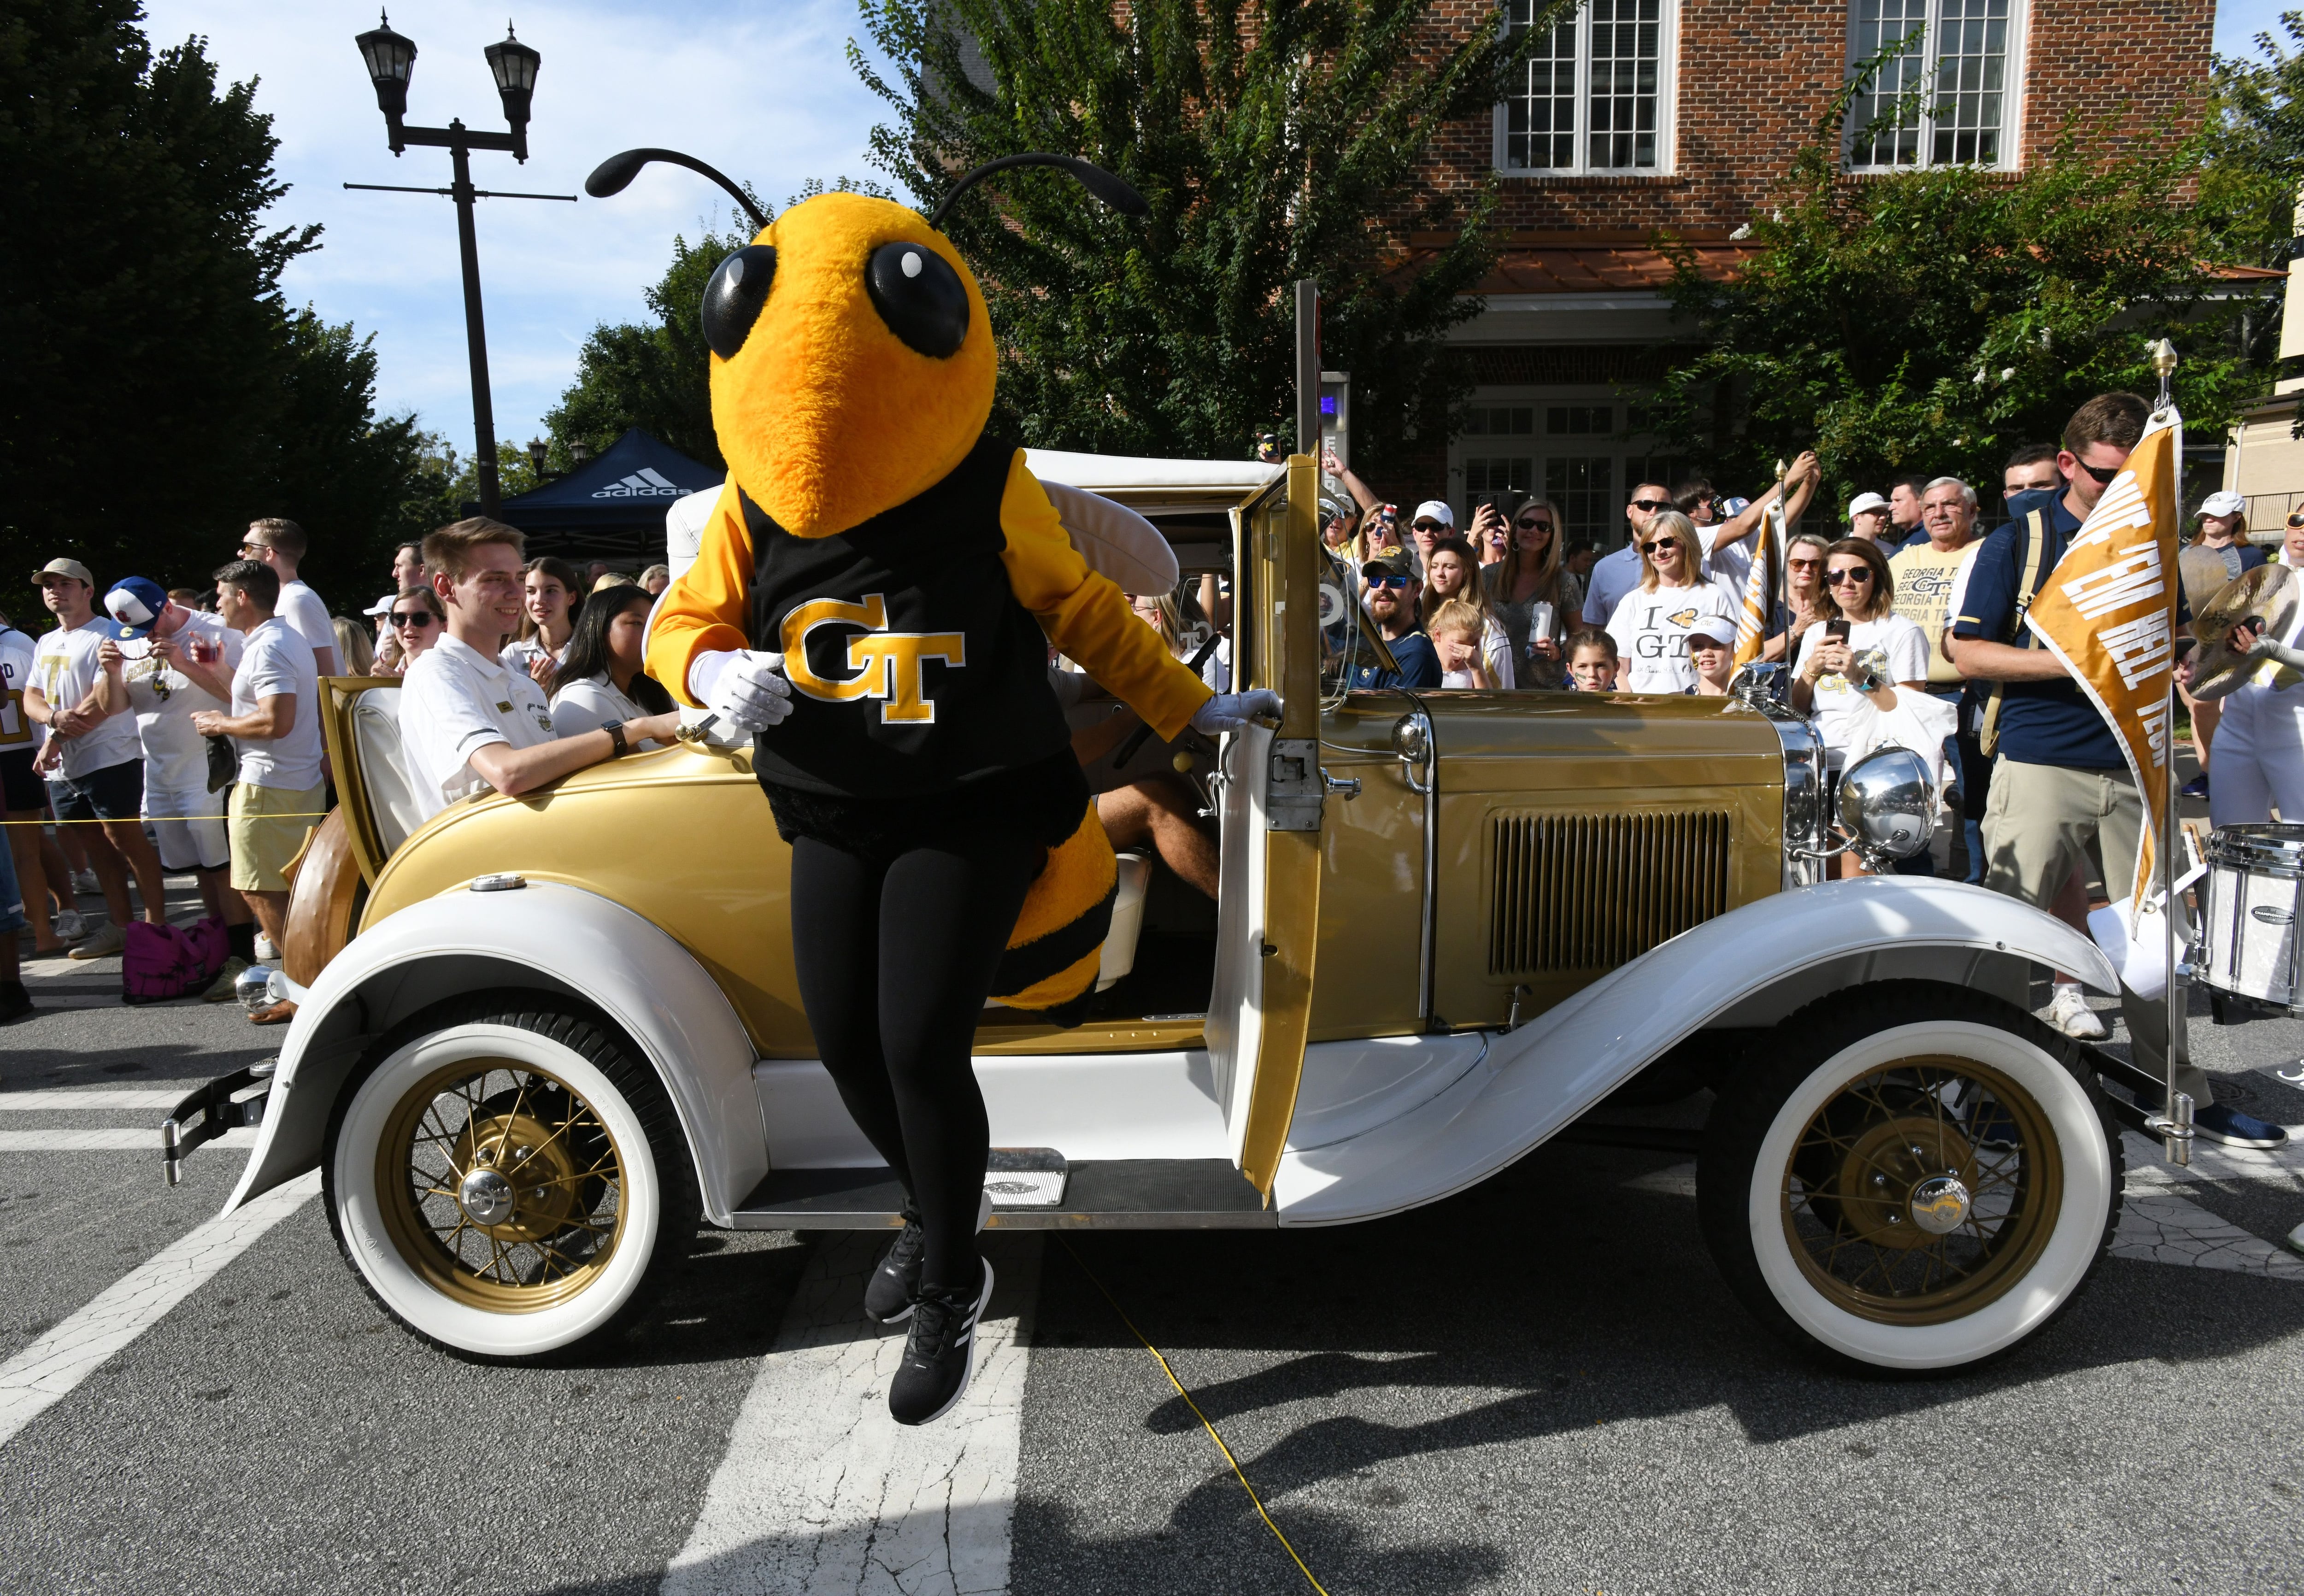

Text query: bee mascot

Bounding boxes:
[592,147,1278,1425]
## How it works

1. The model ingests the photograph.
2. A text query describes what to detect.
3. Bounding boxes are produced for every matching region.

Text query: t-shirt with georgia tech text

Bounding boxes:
[1605,581,1740,694]
[0,625,42,756]
[1887,539,1974,687]
[32,617,142,779]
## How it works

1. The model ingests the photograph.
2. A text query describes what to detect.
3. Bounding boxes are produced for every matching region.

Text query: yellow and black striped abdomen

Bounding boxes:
[990,802,1114,1021]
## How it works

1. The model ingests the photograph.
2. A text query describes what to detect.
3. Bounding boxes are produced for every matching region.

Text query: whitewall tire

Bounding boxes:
[1698,980,2121,1374]
[323,994,701,1361]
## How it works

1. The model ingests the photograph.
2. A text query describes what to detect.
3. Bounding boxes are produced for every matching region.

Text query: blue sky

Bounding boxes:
[144,2,2298,460]
[141,0,893,458]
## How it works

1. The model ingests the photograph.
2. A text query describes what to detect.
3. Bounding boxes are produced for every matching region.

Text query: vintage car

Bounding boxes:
[169,452,2166,1375]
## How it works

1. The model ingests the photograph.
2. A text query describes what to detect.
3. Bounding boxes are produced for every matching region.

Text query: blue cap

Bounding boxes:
[104,577,169,640]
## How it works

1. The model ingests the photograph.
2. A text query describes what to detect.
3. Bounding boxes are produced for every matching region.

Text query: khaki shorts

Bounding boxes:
[229,781,327,894]
[1980,757,2141,909]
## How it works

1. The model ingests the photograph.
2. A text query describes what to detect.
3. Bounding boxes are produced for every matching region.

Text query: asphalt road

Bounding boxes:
[1,873,2301,1596]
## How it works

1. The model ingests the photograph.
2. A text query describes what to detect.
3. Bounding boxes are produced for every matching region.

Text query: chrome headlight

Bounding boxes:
[1837,746,1934,866]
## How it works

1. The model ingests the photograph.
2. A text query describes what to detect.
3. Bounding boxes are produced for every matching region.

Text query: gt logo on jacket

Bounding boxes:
[781,593,966,724]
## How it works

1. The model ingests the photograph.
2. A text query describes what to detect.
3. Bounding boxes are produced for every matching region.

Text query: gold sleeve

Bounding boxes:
[995,450,1213,742]
[646,480,754,707]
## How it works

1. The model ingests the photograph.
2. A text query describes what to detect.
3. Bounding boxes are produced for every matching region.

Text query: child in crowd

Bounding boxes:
[1566,630,1619,692]
[1428,600,1492,688]
[1687,615,1736,696]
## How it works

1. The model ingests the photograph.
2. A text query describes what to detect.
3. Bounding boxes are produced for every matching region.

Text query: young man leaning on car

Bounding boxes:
[395,519,682,824]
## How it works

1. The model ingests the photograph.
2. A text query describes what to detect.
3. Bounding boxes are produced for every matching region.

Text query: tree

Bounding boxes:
[0,0,436,603]
[543,229,739,472]
[851,0,1546,470]
[1646,73,2267,512]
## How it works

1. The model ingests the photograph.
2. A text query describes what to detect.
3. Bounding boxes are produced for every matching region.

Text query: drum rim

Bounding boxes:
[2205,823,2304,877]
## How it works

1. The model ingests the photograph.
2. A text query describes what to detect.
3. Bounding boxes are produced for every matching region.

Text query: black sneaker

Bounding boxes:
[864,1190,995,1325]
[864,1212,927,1324]
[889,1258,994,1427]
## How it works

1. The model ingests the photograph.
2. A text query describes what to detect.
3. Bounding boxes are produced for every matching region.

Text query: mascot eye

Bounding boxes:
[701,244,777,361]
[864,242,969,358]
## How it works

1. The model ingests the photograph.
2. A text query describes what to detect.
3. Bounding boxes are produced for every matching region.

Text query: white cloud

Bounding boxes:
[141,0,895,448]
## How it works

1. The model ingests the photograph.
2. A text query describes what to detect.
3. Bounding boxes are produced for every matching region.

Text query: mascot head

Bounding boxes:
[585,148,1144,540]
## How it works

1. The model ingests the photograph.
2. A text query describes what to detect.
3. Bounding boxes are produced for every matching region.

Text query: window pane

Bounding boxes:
[1505,0,1581,170]
[1848,0,1929,168]
[1546,456,1616,547]
[1587,0,1663,171]
[1929,0,2009,168]
[1546,405,1612,436]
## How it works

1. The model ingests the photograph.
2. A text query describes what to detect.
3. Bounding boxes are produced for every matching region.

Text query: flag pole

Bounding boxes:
[2150,338,2192,1167]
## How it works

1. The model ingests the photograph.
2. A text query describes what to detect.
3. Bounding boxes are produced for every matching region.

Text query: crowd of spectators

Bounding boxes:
[0,517,673,1027]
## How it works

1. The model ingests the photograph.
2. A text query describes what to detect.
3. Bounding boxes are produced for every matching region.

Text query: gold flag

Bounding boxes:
[2022,408,2183,907]
[1733,495,1781,667]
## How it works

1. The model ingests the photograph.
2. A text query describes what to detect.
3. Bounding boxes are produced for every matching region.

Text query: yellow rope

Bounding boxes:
[0,813,331,825]
[1057,1236,1332,1596]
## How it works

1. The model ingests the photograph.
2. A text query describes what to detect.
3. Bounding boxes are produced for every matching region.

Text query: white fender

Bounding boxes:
[1273,875,2118,1226]
[220,881,764,1226]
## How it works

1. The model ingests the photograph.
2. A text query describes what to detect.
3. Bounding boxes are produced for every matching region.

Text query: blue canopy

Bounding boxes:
[488,427,722,564]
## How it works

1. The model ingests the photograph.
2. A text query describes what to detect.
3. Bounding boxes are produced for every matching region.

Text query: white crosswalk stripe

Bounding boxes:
[0,1091,201,1110]
[0,1129,253,1152]
[665,1233,1039,1596]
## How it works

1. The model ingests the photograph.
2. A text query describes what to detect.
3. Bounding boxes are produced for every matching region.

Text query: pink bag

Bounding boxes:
[122,917,227,1005]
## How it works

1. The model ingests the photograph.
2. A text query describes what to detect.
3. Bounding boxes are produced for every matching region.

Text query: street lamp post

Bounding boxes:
[349,13,566,516]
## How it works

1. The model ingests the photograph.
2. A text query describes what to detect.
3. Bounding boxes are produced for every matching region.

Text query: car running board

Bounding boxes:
[728,1154,1275,1230]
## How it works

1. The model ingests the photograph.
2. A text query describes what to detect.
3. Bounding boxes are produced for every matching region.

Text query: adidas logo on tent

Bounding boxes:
[591,466,685,500]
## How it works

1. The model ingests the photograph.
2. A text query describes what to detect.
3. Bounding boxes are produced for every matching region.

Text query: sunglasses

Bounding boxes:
[2074,459,2122,485]
[1516,517,1553,531]
[389,610,438,628]
[1631,499,1673,513]
[1824,568,1875,585]
[1411,520,1445,533]
[238,542,270,556]
[1640,538,1681,553]
[1367,574,1410,590]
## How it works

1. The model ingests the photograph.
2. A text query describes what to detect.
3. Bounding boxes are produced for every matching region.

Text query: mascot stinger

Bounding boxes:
[592,147,1279,1426]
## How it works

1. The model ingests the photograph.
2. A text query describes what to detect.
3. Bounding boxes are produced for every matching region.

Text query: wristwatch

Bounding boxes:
[601,719,629,757]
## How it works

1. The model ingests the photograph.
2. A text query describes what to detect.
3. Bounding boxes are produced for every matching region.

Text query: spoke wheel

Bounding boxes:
[1699,980,2119,1374]
[376,1061,627,1314]
[326,994,700,1362]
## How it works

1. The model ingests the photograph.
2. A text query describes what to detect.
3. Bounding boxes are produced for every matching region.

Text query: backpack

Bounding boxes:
[121,915,228,1005]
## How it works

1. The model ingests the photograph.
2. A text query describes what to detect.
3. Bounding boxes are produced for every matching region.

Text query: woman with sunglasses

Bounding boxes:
[1791,541,1929,873]
[1483,494,1581,688]
[1603,510,1740,693]
[374,587,445,677]
[1419,537,1514,688]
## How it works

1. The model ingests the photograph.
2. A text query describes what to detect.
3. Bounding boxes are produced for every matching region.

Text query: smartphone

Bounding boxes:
[1824,618,1851,643]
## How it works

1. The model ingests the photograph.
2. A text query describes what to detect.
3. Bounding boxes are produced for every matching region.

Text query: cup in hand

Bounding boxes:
[1529,601,1555,645]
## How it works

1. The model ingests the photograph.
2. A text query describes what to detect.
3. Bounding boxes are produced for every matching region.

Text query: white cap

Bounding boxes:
[1847,492,1889,518]
[364,592,398,616]
[2201,489,2246,519]
[1411,500,1454,528]
[1687,614,1738,647]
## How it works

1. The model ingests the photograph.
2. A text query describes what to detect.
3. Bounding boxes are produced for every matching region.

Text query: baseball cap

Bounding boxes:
[1411,500,1454,528]
[33,557,93,587]
[2201,489,2246,519]
[1362,557,1412,584]
[1847,492,1889,518]
[1720,496,1751,517]
[1687,614,1738,647]
[104,577,169,640]
[364,592,400,617]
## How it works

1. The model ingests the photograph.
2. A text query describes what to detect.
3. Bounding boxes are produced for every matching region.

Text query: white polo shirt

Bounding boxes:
[397,632,557,821]
[275,578,335,668]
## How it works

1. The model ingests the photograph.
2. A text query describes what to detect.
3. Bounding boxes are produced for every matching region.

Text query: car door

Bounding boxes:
[1204,455,1323,1196]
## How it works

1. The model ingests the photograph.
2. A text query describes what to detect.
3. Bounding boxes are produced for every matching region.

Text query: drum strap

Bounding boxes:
[1978,508,2051,759]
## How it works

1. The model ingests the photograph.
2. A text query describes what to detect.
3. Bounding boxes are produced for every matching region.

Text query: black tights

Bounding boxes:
[788,831,1043,1288]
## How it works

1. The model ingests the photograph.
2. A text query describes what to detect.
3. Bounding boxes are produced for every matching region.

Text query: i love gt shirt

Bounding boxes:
[1605,582,1739,694]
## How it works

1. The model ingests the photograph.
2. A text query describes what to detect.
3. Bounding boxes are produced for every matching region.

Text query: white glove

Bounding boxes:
[690,648,794,734]
[1190,689,1283,734]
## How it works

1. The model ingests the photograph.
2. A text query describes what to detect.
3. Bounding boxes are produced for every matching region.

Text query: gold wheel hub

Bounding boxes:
[1782,1056,2062,1326]
[376,1060,627,1314]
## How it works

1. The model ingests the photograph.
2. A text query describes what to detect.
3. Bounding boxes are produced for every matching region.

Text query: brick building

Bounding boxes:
[1369,0,2218,548]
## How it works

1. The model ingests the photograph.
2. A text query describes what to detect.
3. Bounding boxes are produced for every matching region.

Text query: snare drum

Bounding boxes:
[2199,824,2304,1013]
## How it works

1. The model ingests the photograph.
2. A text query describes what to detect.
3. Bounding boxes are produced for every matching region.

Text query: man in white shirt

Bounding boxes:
[1686,452,1820,610]
[190,559,325,1015]
[95,577,258,984]
[0,605,66,959]
[237,519,338,676]
[1581,481,1675,630]
[22,557,169,957]
[399,519,682,824]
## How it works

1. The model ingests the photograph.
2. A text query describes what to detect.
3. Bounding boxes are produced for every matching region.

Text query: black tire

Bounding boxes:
[322,991,702,1363]
[1698,979,2122,1376]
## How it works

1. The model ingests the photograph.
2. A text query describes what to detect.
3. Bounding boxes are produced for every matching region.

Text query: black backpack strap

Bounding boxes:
[1977,507,2051,758]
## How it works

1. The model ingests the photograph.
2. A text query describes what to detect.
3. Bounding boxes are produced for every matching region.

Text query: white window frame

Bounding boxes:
[1492,0,1680,179]
[1843,0,2028,172]
[1447,387,1679,551]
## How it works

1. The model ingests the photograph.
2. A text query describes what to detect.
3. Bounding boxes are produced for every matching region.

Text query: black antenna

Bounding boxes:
[928,153,1146,229]
[585,147,767,230]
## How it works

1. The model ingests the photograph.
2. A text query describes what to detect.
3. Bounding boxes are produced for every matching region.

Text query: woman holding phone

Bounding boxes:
[1792,538,1929,874]
[1484,494,1581,688]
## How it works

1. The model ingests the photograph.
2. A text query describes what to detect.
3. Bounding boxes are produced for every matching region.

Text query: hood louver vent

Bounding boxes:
[1490,810,1731,974]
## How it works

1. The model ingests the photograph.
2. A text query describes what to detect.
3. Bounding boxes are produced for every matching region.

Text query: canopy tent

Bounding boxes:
[488,427,723,566]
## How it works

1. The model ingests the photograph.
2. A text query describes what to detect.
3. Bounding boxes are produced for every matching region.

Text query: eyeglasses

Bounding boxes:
[2074,459,2122,486]
[237,541,270,556]
[388,610,437,628]
[1787,558,1823,572]
[1367,574,1410,589]
[1640,538,1681,554]
[1631,499,1674,513]
[1825,568,1875,585]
